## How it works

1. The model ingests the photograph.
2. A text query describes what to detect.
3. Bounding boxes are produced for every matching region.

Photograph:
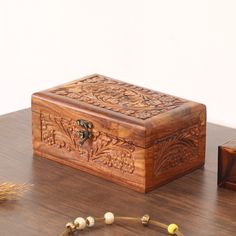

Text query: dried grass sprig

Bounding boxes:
[0,182,32,201]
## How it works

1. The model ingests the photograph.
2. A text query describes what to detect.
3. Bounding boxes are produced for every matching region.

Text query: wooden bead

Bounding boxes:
[104,212,115,224]
[86,216,95,227]
[141,214,150,226]
[167,224,179,234]
[74,217,86,230]
[66,222,76,232]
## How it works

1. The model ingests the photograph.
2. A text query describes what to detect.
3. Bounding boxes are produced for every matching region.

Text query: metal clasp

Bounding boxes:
[76,119,93,145]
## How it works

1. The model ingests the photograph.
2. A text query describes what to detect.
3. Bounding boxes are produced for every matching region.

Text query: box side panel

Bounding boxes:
[145,103,206,191]
[32,97,146,192]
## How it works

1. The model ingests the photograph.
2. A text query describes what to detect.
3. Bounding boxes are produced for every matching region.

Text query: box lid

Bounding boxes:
[32,74,206,148]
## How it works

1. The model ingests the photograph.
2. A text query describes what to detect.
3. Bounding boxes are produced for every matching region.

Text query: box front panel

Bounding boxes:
[32,104,146,192]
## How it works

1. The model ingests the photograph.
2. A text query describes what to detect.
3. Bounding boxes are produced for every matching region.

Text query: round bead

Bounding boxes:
[86,216,95,227]
[141,214,150,226]
[74,217,86,230]
[167,224,179,234]
[66,222,76,233]
[104,212,115,225]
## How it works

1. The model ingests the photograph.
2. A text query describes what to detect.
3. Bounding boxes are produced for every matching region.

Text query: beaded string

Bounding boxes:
[60,212,184,236]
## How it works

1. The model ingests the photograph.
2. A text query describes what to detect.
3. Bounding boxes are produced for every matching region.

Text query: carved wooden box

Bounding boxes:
[32,74,206,193]
[218,140,236,191]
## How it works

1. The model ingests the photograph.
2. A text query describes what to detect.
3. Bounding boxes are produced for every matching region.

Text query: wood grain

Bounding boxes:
[32,74,206,192]
[218,140,236,191]
[0,109,236,235]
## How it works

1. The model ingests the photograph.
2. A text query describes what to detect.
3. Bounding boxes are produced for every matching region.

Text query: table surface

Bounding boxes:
[0,109,236,236]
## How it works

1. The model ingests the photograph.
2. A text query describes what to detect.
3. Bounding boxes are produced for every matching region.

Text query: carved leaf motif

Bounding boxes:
[50,75,186,120]
[40,112,135,174]
[154,124,201,176]
[90,135,135,173]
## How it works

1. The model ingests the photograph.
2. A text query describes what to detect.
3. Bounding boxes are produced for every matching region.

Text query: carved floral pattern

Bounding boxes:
[40,112,135,174]
[153,124,201,176]
[49,75,186,120]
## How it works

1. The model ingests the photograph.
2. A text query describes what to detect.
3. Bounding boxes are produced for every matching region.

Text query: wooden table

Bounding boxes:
[0,109,235,236]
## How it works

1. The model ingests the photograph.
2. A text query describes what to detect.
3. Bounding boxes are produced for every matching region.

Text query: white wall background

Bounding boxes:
[0,0,236,127]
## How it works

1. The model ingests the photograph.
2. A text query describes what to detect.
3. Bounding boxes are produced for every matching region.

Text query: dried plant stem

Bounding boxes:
[0,183,31,201]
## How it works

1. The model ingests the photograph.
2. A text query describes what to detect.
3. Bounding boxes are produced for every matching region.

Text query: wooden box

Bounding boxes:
[218,140,236,191]
[32,74,206,193]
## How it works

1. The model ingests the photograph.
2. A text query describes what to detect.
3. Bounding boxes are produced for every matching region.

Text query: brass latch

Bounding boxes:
[76,119,93,145]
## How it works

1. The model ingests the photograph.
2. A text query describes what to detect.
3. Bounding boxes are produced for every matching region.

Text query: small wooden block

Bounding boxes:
[218,140,236,191]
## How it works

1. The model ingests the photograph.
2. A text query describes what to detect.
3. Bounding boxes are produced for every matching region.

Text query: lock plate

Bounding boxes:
[76,119,93,145]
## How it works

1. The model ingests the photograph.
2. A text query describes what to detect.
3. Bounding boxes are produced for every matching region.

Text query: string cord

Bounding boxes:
[60,215,184,236]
